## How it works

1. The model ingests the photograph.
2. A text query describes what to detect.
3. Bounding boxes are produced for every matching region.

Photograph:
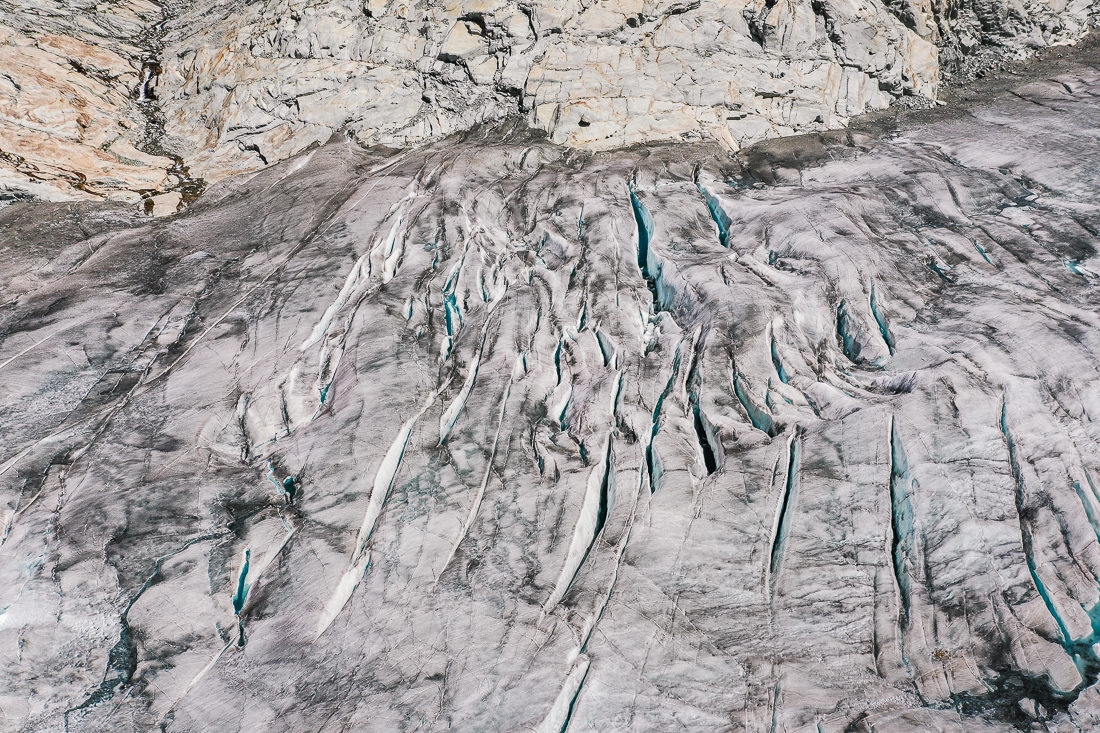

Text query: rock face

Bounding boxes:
[4,42,1100,731]
[0,0,1095,202]
[0,0,178,204]
[887,0,1097,72]
[159,0,940,182]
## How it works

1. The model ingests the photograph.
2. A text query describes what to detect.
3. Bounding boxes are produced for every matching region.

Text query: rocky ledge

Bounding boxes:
[0,0,1096,206]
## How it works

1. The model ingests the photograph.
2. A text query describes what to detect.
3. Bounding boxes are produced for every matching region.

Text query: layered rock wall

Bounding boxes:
[159,0,940,182]
[0,0,1095,203]
[0,0,173,203]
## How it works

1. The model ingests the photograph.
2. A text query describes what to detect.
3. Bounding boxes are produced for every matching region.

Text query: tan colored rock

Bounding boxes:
[147,190,181,216]
[0,121,169,192]
[439,21,486,61]
[0,0,1093,200]
[0,5,177,202]
[150,0,962,182]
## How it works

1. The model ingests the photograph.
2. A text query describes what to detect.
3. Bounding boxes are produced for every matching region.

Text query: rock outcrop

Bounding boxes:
[886,0,1097,73]
[0,0,182,205]
[0,0,1095,204]
[159,0,940,182]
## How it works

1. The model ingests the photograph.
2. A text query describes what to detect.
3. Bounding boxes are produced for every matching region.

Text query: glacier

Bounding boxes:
[2,36,1100,732]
